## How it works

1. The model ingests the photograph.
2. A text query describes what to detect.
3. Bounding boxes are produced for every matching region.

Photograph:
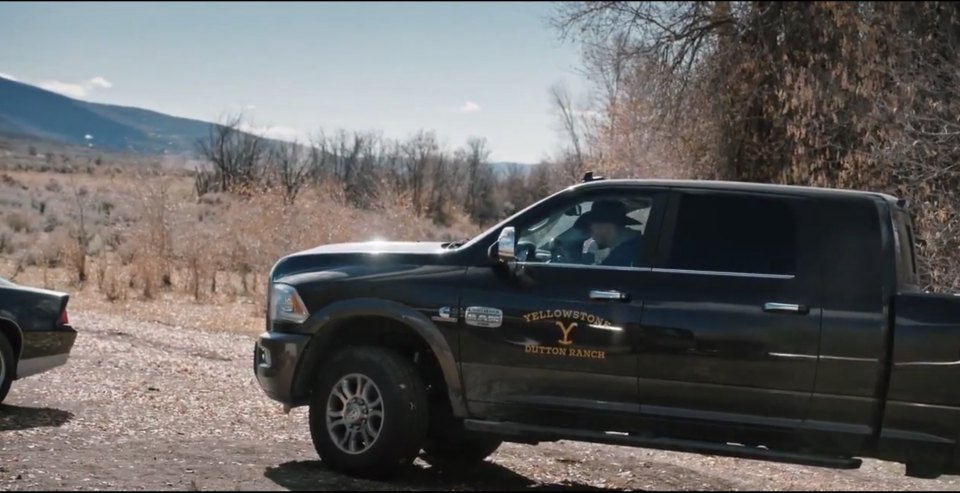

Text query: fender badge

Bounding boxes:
[431,306,457,323]
[464,306,503,328]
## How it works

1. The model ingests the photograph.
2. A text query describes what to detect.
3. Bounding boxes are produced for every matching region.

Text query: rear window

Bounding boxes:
[892,208,919,290]
[666,193,798,276]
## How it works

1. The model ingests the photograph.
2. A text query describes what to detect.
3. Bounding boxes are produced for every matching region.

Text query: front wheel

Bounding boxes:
[422,399,502,466]
[423,430,502,467]
[308,346,429,478]
[0,333,14,404]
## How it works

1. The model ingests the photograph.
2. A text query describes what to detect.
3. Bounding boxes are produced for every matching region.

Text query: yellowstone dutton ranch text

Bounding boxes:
[521,310,610,360]
[522,309,613,327]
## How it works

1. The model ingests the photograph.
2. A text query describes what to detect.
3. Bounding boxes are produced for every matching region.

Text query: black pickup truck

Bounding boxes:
[255,175,960,479]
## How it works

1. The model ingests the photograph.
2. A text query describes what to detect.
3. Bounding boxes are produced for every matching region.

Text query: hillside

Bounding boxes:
[0,77,538,171]
[0,77,222,156]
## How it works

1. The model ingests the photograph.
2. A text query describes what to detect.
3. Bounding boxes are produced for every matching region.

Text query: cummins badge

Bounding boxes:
[464,306,503,328]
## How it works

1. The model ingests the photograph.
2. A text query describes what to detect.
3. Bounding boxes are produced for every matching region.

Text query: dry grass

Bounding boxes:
[0,141,483,333]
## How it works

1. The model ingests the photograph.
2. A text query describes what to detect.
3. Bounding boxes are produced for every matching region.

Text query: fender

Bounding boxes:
[293,297,467,417]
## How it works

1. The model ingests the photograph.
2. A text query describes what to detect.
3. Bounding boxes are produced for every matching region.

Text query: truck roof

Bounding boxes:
[570,178,902,205]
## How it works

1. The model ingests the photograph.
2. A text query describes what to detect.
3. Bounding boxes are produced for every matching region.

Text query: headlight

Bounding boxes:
[269,283,310,324]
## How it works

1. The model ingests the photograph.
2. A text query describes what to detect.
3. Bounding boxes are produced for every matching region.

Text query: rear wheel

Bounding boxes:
[308,346,428,478]
[0,333,14,404]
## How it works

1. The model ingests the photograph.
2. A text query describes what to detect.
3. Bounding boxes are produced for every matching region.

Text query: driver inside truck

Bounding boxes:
[577,200,643,267]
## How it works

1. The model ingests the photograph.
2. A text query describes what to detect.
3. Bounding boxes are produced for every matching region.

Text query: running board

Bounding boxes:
[464,419,862,470]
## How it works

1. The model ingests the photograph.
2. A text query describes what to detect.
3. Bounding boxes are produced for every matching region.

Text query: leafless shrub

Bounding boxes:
[64,180,91,284]
[0,226,11,254]
[4,211,31,233]
[95,257,127,303]
[128,178,175,298]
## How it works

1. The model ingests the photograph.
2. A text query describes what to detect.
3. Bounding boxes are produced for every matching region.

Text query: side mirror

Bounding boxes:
[496,227,516,262]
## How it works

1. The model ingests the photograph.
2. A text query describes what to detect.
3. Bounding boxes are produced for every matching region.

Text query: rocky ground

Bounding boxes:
[2,311,960,491]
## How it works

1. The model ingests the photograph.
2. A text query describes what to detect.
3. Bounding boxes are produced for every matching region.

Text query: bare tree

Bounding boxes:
[427,149,452,223]
[268,141,310,204]
[551,0,960,292]
[402,131,438,214]
[461,138,499,224]
[306,132,331,183]
[196,114,265,195]
[551,83,586,180]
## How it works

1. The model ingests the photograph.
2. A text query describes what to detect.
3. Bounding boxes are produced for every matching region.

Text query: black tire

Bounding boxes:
[0,333,14,405]
[309,346,428,478]
[422,399,502,467]
[906,463,943,479]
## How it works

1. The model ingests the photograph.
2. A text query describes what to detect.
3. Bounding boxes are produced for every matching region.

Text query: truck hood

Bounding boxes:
[294,241,448,256]
[272,240,457,282]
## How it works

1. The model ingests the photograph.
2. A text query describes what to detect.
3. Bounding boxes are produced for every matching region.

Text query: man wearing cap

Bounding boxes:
[576,200,644,267]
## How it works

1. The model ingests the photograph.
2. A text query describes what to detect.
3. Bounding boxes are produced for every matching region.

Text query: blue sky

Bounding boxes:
[0,1,590,163]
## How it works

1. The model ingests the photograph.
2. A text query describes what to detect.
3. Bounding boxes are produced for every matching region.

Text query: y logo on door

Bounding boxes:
[555,321,576,346]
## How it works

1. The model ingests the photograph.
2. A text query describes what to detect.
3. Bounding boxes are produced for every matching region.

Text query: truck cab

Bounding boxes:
[255,175,960,479]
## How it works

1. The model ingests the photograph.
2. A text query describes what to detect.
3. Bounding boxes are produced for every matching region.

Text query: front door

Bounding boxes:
[458,189,668,429]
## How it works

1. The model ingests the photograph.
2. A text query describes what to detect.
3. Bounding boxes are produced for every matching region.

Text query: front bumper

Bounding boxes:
[254,331,311,405]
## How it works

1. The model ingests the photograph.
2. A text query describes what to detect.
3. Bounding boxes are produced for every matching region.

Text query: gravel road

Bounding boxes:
[3,311,960,491]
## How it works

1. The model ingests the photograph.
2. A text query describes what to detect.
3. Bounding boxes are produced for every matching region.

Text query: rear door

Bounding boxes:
[637,189,821,430]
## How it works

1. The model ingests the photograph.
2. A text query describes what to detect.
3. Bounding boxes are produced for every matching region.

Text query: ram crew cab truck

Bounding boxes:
[254,176,960,479]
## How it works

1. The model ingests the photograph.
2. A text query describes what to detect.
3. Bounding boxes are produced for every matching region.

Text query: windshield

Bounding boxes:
[457,186,568,250]
[523,203,590,248]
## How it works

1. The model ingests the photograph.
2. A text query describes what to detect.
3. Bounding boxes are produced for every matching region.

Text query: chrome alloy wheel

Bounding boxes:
[326,373,384,455]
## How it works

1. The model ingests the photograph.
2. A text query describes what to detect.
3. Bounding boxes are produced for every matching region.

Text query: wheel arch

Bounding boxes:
[0,317,23,361]
[292,298,466,417]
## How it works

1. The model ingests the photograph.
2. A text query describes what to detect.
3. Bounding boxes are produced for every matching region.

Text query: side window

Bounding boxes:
[515,194,655,268]
[666,193,798,276]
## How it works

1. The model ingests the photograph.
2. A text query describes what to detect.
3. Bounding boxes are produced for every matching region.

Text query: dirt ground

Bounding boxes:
[3,311,960,491]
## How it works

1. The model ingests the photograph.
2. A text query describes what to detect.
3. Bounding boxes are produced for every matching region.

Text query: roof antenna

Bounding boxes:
[582,171,605,183]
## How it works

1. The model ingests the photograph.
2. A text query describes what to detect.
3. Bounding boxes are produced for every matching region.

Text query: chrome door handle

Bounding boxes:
[763,302,809,314]
[590,290,629,301]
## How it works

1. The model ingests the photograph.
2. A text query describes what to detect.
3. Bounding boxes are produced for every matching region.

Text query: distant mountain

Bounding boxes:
[0,77,541,167]
[0,77,223,155]
[490,161,538,178]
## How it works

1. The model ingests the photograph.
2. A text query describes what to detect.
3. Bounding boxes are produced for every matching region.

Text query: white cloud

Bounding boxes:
[84,134,93,140]
[38,80,89,98]
[261,126,303,141]
[238,123,305,142]
[38,76,113,99]
[459,101,481,113]
[88,76,112,89]
[0,72,17,81]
